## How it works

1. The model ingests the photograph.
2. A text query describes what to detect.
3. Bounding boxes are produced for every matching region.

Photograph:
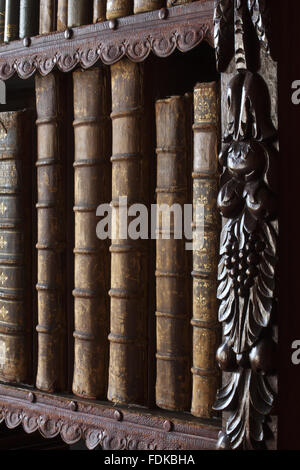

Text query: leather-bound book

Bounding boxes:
[67,0,92,27]
[0,110,33,384]
[155,95,192,411]
[19,0,39,38]
[106,0,132,19]
[93,0,106,23]
[72,66,111,399]
[134,0,163,14]
[0,0,5,43]
[167,0,193,6]
[39,0,56,34]
[35,73,67,392]
[191,81,221,418]
[108,58,148,405]
[4,0,20,42]
[57,0,68,31]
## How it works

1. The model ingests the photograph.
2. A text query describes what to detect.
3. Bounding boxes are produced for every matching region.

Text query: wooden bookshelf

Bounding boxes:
[0,1,213,80]
[0,0,220,451]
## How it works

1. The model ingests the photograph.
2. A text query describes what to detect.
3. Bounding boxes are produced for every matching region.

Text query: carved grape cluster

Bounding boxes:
[224,231,265,297]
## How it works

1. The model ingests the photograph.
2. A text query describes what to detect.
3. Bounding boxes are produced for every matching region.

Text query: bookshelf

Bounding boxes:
[0,1,213,80]
[0,0,221,451]
[0,0,279,451]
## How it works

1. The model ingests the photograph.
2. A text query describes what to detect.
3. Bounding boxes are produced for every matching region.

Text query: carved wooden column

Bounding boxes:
[213,0,278,449]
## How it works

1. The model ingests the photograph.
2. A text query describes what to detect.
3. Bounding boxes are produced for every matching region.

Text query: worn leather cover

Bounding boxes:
[191,81,221,418]
[39,0,56,34]
[72,66,111,399]
[4,0,20,42]
[155,95,192,411]
[19,0,39,38]
[108,58,149,405]
[134,0,163,14]
[0,110,33,385]
[67,0,92,27]
[35,72,68,392]
[106,0,132,20]
[57,0,68,31]
[93,0,106,23]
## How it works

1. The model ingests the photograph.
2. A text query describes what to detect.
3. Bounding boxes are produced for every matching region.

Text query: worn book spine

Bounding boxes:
[57,0,68,31]
[39,0,56,33]
[106,0,132,19]
[67,0,92,27]
[108,58,148,405]
[0,0,5,43]
[72,67,111,399]
[166,0,193,6]
[0,110,32,384]
[19,0,39,38]
[35,73,67,392]
[93,0,106,23]
[4,0,20,42]
[155,96,191,411]
[191,81,221,418]
[134,0,163,13]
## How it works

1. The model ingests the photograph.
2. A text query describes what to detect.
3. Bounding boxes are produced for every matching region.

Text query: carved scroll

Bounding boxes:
[213,0,278,450]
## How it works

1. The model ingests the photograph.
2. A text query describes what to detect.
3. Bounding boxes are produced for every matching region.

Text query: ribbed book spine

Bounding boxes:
[39,0,56,34]
[93,0,106,23]
[191,81,221,418]
[0,110,32,384]
[57,0,68,31]
[4,0,20,42]
[106,0,132,19]
[19,0,39,38]
[35,73,67,392]
[0,0,5,43]
[155,96,192,411]
[134,0,163,14]
[72,67,111,399]
[67,0,92,27]
[108,58,148,405]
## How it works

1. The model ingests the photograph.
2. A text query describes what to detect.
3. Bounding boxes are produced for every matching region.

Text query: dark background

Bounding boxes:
[277,0,300,450]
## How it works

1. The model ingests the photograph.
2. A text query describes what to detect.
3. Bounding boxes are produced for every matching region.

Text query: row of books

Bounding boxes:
[0,0,192,43]
[0,65,220,419]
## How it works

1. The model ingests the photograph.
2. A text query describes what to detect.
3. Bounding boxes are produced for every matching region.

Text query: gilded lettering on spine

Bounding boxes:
[191,81,221,419]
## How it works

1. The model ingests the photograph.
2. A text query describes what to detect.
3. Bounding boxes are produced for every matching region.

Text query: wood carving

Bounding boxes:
[213,0,278,450]
[0,385,219,450]
[0,1,214,80]
[214,0,275,73]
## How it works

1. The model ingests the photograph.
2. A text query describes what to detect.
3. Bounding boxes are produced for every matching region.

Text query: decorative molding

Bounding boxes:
[214,0,275,73]
[0,1,214,80]
[213,0,278,450]
[0,384,219,450]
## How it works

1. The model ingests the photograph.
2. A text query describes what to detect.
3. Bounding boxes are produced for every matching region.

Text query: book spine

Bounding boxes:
[134,0,163,14]
[4,0,20,42]
[0,0,5,44]
[166,0,193,6]
[108,58,148,405]
[67,0,92,27]
[19,0,39,38]
[72,67,111,399]
[106,0,132,19]
[57,0,68,31]
[93,0,106,23]
[35,72,67,392]
[155,96,191,411]
[39,0,56,34]
[0,110,32,384]
[191,81,221,418]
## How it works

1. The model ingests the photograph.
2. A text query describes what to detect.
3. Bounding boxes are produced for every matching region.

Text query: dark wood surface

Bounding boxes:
[0,1,213,80]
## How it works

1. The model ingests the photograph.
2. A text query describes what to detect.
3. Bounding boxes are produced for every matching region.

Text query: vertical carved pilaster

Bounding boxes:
[213,0,278,449]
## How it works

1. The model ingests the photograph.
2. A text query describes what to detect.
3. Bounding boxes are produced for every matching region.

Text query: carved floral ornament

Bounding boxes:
[213,0,278,450]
